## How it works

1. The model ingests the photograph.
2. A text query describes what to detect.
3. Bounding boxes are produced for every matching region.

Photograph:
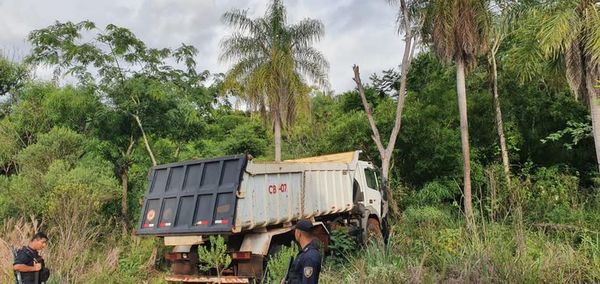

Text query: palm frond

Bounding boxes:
[583,4,600,64]
[289,19,324,48]
[219,34,268,63]
[388,0,428,34]
[294,46,329,87]
[225,56,268,85]
[266,0,287,29]
[565,41,587,102]
[537,2,581,59]
[421,0,490,66]
[222,9,263,36]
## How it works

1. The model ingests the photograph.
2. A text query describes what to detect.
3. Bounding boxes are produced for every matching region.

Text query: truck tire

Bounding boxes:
[366,218,384,246]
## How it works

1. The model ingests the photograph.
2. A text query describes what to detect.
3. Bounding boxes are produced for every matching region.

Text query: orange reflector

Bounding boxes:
[232,251,252,260]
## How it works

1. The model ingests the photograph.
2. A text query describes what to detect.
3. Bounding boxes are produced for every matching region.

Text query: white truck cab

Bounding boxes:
[357,161,385,221]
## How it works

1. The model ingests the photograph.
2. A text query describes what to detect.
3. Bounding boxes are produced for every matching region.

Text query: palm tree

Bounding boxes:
[220,0,329,161]
[419,0,491,225]
[532,0,600,173]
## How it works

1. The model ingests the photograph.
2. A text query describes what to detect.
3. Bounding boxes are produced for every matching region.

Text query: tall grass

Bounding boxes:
[0,217,41,283]
[0,217,165,283]
[319,216,600,283]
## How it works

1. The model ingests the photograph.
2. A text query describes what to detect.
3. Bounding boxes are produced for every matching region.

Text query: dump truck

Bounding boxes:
[136,151,388,283]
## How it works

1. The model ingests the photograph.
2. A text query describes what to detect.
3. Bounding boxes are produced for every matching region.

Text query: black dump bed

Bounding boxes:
[136,155,247,236]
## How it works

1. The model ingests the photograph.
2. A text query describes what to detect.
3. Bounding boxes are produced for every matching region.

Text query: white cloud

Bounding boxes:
[0,0,407,92]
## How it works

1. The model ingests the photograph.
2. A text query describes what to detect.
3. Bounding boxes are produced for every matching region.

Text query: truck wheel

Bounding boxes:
[366,218,384,246]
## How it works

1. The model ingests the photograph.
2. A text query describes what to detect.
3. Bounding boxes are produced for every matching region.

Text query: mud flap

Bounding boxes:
[167,245,199,275]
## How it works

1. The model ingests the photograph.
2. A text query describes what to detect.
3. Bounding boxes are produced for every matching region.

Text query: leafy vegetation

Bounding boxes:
[198,235,232,282]
[266,244,298,283]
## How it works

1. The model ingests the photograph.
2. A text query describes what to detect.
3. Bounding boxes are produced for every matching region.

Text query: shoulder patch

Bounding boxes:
[304,266,313,278]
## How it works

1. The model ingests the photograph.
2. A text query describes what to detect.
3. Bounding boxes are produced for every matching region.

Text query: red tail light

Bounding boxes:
[165,252,189,261]
[231,251,252,260]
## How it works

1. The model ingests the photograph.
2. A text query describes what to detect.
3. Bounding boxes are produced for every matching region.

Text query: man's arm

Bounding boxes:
[13,250,42,272]
[13,263,41,272]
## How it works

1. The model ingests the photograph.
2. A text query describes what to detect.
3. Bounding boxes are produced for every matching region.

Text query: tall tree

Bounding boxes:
[488,0,529,253]
[352,0,419,214]
[488,1,512,187]
[532,0,600,172]
[0,57,28,99]
[419,0,491,225]
[220,0,329,161]
[26,21,207,230]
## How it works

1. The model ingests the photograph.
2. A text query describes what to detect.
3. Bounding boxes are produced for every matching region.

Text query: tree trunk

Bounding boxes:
[121,137,135,233]
[585,67,600,173]
[274,110,282,162]
[132,114,157,166]
[456,59,474,225]
[490,50,511,186]
[121,169,129,232]
[381,157,390,185]
[381,156,391,196]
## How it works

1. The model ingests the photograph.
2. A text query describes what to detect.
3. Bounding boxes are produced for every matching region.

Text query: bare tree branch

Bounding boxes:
[132,113,157,166]
[353,65,386,157]
[352,0,418,217]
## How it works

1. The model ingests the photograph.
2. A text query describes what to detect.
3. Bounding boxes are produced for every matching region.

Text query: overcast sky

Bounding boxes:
[0,0,406,93]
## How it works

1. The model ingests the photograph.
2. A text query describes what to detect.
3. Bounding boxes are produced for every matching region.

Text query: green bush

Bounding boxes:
[117,237,161,279]
[522,166,580,223]
[16,127,86,173]
[410,180,458,205]
[222,121,268,156]
[266,244,298,284]
[328,228,356,259]
[320,242,410,284]
[402,205,453,229]
[198,235,232,280]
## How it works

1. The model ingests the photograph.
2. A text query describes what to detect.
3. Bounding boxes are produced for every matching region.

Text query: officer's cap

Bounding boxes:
[293,220,313,232]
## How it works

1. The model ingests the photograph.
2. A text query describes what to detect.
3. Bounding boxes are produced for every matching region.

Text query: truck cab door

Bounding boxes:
[359,164,383,220]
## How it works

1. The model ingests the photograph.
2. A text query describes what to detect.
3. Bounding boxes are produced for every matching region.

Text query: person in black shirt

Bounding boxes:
[13,232,49,284]
[285,220,321,284]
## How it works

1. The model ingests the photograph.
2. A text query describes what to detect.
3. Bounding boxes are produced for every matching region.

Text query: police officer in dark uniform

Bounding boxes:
[285,220,321,284]
[13,232,50,284]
